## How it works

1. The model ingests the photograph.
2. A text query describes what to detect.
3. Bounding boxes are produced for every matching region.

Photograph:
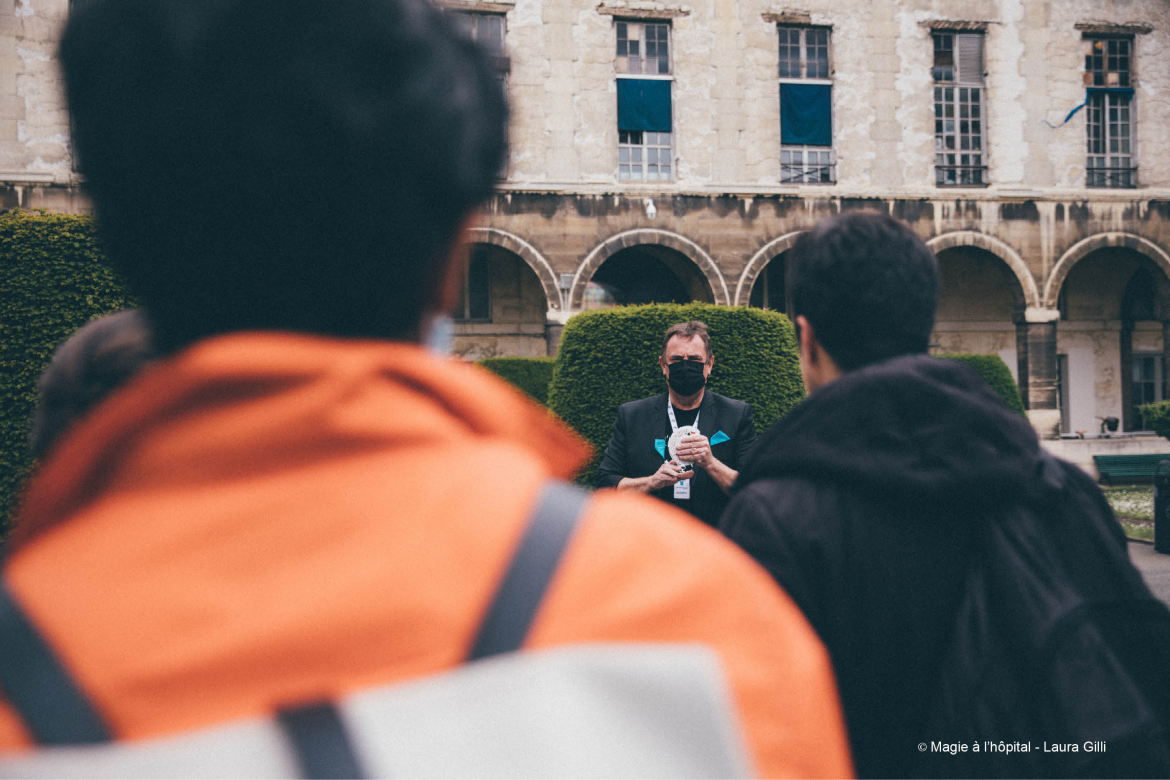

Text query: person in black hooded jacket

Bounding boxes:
[720,211,1170,778]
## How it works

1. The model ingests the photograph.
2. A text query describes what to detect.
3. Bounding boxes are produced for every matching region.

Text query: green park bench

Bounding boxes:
[1093,454,1170,485]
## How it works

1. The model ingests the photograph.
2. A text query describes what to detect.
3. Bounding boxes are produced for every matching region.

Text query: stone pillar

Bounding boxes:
[545,308,570,357]
[1015,321,1030,409]
[1120,323,1134,431]
[1163,322,1170,402]
[1022,308,1061,439]
[545,323,564,357]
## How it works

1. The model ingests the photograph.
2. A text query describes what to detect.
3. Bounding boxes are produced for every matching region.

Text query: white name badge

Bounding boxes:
[674,478,691,499]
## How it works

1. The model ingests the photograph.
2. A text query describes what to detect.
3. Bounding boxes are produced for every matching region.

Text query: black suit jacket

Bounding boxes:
[596,390,756,527]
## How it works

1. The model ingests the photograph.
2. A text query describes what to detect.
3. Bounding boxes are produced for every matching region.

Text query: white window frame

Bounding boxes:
[777,25,834,185]
[615,20,675,182]
[933,31,987,187]
[1085,37,1137,189]
[616,20,672,76]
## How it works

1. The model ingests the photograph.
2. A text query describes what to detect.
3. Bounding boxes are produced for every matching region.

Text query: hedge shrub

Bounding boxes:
[0,210,135,531]
[1140,401,1170,439]
[477,356,556,405]
[938,353,1026,415]
[548,303,804,484]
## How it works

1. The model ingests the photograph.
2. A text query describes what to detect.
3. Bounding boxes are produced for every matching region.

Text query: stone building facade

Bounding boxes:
[2,0,1169,441]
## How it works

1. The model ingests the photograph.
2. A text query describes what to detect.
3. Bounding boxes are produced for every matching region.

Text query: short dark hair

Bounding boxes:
[30,310,156,459]
[788,211,939,372]
[661,321,712,361]
[60,0,507,352]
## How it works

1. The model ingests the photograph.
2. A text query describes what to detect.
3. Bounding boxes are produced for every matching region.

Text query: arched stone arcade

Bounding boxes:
[467,227,563,312]
[568,229,730,310]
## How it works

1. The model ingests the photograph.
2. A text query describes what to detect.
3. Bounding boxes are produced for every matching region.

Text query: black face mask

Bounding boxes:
[667,359,707,396]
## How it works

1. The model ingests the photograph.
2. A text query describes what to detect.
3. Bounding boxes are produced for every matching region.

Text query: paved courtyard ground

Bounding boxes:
[1129,541,1170,607]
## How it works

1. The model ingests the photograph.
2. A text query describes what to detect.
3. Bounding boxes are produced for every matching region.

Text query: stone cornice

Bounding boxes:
[596,2,691,20]
[918,19,991,32]
[435,0,514,13]
[761,9,812,25]
[1076,21,1154,36]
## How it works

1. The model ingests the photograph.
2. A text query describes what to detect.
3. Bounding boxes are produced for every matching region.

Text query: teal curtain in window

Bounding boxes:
[617,79,672,132]
[780,83,832,147]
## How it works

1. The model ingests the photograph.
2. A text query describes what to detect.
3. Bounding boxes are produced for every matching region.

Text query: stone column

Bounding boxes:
[1163,322,1170,402]
[545,308,570,357]
[1022,308,1061,439]
[1120,323,1134,431]
[545,324,564,357]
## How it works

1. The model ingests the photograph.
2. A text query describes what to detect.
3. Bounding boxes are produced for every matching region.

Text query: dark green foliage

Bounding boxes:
[0,210,135,531]
[547,303,804,483]
[938,353,1026,415]
[477,356,556,405]
[1140,401,1170,439]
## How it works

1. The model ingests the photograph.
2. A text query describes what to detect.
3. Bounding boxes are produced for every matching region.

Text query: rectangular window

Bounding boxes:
[452,12,507,67]
[616,21,671,75]
[615,21,673,181]
[1085,37,1136,188]
[934,32,986,186]
[455,246,491,322]
[778,26,833,184]
[1134,354,1163,430]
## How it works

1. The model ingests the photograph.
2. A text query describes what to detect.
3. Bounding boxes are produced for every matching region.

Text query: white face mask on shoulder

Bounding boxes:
[421,313,455,357]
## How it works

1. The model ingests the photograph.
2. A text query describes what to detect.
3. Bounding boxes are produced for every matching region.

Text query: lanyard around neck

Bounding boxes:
[667,403,699,432]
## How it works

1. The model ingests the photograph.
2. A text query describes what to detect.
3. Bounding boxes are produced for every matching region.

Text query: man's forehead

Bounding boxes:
[664,334,707,357]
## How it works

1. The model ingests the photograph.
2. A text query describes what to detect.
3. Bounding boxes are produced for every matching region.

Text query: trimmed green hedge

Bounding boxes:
[548,303,804,484]
[938,353,1026,415]
[477,356,556,405]
[1140,401,1170,439]
[0,210,135,531]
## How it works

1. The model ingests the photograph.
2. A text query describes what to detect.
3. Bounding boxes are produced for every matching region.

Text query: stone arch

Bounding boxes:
[1045,232,1170,310]
[927,231,1041,311]
[467,227,562,311]
[569,229,730,309]
[734,231,805,306]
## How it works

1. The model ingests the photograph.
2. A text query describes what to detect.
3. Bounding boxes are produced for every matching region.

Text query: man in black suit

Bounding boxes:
[597,321,756,527]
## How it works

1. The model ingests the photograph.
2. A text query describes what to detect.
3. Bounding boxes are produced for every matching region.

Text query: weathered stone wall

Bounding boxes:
[0,0,71,185]
[498,0,1170,191]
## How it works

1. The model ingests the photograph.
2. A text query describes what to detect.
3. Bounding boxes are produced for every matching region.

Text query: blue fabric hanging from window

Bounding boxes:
[617,79,672,132]
[780,83,832,147]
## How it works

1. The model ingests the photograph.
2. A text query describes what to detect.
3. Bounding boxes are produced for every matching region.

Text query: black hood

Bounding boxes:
[737,354,1058,507]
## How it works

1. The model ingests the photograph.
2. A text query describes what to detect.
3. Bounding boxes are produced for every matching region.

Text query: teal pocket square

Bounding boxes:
[710,430,730,446]
[654,439,666,458]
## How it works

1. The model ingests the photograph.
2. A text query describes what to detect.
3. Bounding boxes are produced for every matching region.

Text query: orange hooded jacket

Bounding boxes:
[1,333,853,777]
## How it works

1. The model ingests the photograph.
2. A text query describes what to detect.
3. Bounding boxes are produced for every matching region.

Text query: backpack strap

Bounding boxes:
[467,480,589,661]
[277,701,367,780]
[0,479,588,774]
[0,579,111,745]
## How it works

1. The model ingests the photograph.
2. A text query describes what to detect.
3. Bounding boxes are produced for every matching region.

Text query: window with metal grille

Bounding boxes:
[615,21,673,181]
[933,32,986,186]
[778,26,834,184]
[1085,37,1136,188]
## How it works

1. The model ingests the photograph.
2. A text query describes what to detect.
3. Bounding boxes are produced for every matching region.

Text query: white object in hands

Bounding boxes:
[668,425,701,467]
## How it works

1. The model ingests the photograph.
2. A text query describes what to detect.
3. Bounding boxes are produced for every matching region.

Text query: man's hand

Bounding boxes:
[650,459,691,490]
[617,460,691,493]
[677,433,738,494]
[675,433,713,468]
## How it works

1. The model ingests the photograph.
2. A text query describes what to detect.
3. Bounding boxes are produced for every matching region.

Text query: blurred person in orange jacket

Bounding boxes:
[0,0,852,776]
